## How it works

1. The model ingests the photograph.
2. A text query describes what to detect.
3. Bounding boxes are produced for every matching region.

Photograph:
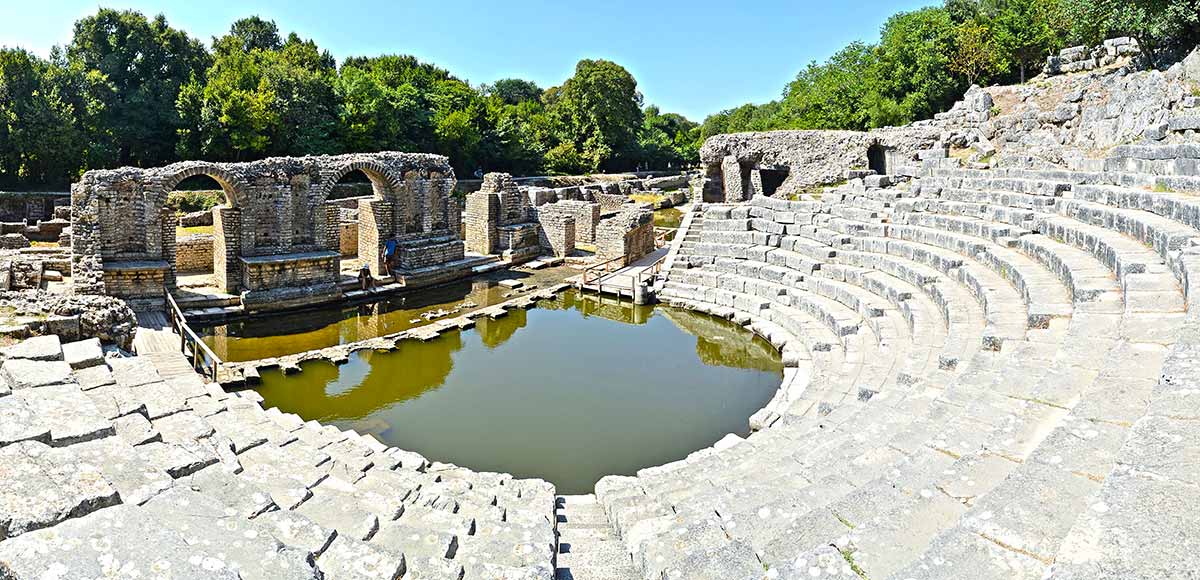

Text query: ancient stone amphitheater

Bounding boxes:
[2,40,1200,580]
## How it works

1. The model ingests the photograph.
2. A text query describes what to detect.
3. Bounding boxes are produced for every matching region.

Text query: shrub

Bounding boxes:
[167,190,226,214]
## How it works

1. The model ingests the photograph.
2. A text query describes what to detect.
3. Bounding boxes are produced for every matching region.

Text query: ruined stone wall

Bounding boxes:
[700,128,939,201]
[543,200,600,243]
[0,192,69,223]
[534,210,575,257]
[175,234,213,273]
[72,152,462,302]
[596,206,654,262]
[339,221,358,257]
[463,173,542,258]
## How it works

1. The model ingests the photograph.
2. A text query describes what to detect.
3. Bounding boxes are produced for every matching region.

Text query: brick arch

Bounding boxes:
[315,160,403,205]
[157,164,248,209]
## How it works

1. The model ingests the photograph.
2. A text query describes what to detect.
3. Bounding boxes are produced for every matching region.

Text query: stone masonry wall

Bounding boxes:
[544,200,599,243]
[595,205,654,262]
[535,210,575,257]
[72,152,462,301]
[175,234,213,273]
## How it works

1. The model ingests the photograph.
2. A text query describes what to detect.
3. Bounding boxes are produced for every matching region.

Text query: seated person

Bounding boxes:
[358,262,374,290]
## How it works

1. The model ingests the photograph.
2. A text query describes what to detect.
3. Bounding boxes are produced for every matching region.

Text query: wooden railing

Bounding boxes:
[579,255,627,293]
[164,291,224,382]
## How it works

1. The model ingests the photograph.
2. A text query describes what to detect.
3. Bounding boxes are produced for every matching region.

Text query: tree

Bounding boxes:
[869,7,961,127]
[485,79,542,105]
[779,42,876,130]
[990,0,1064,82]
[0,48,88,188]
[949,21,998,84]
[1062,0,1200,64]
[214,16,282,55]
[548,59,644,172]
[67,9,209,167]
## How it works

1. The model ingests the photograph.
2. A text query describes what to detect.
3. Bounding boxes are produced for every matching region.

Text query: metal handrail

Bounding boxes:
[164,291,224,382]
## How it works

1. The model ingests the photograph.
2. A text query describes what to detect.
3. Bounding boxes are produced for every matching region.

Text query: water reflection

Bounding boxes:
[257,291,783,494]
[201,277,527,362]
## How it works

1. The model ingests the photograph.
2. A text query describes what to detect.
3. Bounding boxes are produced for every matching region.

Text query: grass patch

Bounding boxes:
[629,192,667,205]
[29,240,60,248]
[1153,182,1175,193]
[177,225,215,237]
[839,547,869,580]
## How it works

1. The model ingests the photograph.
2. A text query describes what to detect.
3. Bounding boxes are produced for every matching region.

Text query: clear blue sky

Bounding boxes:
[1,0,934,121]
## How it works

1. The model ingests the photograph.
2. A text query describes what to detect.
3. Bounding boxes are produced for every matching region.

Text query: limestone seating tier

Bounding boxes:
[594,161,1199,578]
[0,337,557,580]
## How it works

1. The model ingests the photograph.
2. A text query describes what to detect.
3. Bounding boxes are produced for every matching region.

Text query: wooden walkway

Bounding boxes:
[577,247,670,298]
[133,311,200,381]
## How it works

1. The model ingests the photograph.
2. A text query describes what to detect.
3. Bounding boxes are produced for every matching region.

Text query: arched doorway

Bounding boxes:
[324,166,392,282]
[867,142,894,176]
[166,173,236,295]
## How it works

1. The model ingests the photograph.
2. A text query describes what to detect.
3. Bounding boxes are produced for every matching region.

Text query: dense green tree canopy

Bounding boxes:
[703,0,1198,136]
[0,10,701,189]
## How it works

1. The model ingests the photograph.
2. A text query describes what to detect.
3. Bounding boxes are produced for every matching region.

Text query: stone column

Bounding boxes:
[464,192,500,255]
[213,206,242,294]
[161,207,177,291]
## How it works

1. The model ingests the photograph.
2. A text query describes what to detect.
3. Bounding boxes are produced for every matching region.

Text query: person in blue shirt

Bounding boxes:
[383,240,400,282]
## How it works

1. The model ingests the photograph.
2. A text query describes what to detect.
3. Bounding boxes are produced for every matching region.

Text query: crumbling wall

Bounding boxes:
[596,206,654,262]
[72,152,462,306]
[175,234,214,273]
[699,128,939,201]
[534,209,575,257]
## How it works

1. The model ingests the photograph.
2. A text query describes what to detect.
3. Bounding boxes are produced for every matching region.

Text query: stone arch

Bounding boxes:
[316,160,402,205]
[156,164,249,295]
[157,163,248,209]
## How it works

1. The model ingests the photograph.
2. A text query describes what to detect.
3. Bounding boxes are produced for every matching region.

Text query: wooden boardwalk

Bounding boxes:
[133,311,200,381]
[577,247,669,298]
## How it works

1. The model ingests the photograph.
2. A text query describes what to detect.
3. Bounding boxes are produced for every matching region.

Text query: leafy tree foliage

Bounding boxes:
[0,9,703,188]
[67,8,210,167]
[703,0,1196,137]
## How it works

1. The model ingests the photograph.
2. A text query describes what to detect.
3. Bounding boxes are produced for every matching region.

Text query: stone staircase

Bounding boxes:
[0,334,558,579]
[586,150,1200,579]
[554,495,637,580]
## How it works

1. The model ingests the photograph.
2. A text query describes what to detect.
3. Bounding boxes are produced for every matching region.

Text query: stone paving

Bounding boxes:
[0,336,557,579]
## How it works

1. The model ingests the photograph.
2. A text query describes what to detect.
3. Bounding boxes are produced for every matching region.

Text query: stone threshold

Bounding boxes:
[220,282,573,387]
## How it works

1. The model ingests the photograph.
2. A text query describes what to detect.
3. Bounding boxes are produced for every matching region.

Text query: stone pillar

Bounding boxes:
[749,169,764,198]
[213,206,242,294]
[464,191,500,254]
[359,198,394,276]
[721,156,745,202]
[322,204,342,276]
[161,207,177,291]
[536,210,575,257]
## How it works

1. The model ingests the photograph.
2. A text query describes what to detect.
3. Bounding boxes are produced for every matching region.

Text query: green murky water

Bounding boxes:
[200,272,566,362]
[654,207,683,229]
[253,290,783,494]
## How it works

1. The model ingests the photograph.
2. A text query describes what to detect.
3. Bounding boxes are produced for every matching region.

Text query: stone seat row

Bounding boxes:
[597,166,1194,578]
[0,335,558,580]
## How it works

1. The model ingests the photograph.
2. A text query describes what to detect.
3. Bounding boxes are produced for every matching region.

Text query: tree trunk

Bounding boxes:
[1019,62,1026,84]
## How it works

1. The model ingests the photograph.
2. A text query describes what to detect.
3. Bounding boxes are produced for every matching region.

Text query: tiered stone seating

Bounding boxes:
[594,155,1200,578]
[0,336,556,580]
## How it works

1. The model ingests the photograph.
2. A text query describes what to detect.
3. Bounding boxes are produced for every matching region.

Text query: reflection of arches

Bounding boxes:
[257,332,465,422]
